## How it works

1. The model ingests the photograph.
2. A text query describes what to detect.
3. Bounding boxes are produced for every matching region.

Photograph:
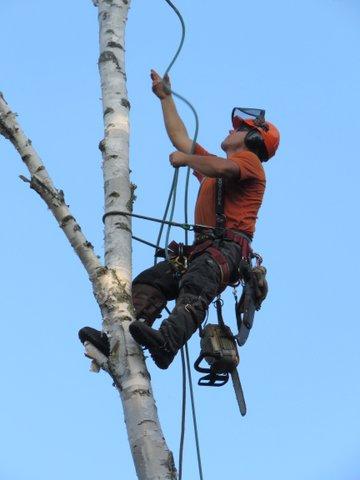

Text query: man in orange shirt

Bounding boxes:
[79,70,280,369]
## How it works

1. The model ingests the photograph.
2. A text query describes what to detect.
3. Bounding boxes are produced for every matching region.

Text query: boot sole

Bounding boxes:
[78,327,110,357]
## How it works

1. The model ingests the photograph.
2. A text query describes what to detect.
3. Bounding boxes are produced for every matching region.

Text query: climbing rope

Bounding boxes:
[178,341,187,479]
[159,2,203,479]
[185,342,204,479]
[155,0,200,263]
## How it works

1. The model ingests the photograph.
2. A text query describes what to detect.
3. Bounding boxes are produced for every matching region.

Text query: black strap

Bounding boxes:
[215,297,225,328]
[215,178,226,237]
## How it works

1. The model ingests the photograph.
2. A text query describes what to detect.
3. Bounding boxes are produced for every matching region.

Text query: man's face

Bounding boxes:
[221,126,249,152]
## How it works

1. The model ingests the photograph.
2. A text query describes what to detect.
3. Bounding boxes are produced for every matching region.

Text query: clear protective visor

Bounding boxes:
[232,107,266,130]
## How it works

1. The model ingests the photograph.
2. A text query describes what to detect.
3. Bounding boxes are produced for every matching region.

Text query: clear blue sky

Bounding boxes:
[1,1,360,479]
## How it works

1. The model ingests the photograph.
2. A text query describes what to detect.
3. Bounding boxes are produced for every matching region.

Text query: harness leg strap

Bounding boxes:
[206,247,230,292]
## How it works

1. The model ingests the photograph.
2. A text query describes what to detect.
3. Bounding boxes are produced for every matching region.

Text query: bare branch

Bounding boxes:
[0,94,103,278]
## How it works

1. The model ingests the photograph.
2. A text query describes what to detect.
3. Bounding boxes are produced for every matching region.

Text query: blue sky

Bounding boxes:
[1,1,360,479]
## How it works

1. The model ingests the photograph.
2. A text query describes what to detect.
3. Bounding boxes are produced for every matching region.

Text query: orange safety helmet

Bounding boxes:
[232,107,280,160]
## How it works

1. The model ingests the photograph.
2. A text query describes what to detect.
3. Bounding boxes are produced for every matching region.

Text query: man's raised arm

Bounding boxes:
[151,69,193,154]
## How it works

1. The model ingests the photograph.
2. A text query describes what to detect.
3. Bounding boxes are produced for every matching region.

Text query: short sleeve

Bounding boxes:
[230,152,265,181]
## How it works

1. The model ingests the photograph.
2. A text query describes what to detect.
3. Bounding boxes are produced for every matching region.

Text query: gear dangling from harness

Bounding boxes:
[194,296,247,416]
[234,254,268,346]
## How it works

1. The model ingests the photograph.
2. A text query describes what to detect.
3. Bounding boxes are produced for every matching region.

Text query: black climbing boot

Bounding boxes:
[159,294,208,354]
[130,295,208,370]
[129,321,176,370]
[78,327,110,357]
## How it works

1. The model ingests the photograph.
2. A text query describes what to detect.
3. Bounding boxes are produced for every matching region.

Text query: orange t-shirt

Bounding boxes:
[193,144,266,238]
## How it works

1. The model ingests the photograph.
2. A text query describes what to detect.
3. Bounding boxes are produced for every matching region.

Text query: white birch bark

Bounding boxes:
[1,0,178,478]
[95,1,177,479]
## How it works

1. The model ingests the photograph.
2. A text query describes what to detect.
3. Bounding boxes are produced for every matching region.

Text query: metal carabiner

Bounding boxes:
[252,252,263,267]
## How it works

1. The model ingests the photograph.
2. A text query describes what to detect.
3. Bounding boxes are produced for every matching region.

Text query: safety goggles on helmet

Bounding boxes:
[232,107,267,130]
[231,107,280,160]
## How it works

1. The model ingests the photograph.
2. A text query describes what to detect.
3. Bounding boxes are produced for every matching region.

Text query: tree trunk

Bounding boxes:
[94,1,177,478]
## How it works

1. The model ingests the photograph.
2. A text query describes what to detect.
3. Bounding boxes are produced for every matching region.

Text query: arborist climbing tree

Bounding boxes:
[79,69,280,371]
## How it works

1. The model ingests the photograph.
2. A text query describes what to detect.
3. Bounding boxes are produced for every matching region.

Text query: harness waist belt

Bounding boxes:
[194,229,251,244]
[155,231,253,292]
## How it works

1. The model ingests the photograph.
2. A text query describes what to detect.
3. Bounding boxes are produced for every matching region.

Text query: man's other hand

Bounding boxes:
[169,151,188,168]
[151,69,171,99]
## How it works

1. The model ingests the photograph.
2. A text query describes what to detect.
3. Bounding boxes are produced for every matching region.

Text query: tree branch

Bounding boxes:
[0,93,103,278]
